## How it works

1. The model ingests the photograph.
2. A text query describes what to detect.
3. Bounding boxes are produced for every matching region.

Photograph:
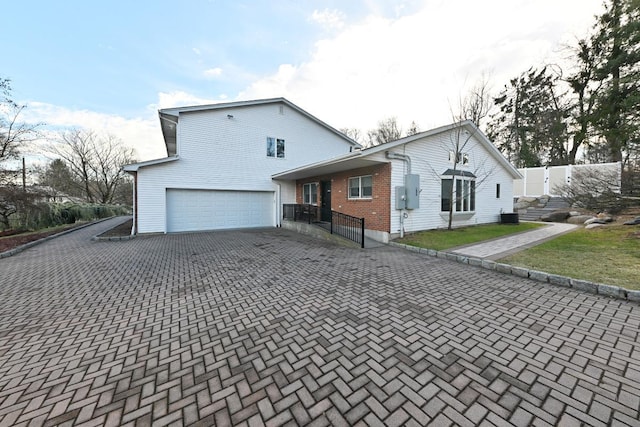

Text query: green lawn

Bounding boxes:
[397,222,544,251]
[499,225,640,290]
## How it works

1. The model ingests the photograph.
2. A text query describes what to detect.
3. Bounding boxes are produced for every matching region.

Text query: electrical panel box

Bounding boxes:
[395,186,406,210]
[405,174,420,209]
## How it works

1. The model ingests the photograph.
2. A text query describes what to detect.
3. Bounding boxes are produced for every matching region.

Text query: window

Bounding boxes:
[496,183,501,199]
[303,183,317,205]
[449,151,469,165]
[267,137,285,158]
[441,177,475,212]
[348,175,372,199]
[441,179,452,211]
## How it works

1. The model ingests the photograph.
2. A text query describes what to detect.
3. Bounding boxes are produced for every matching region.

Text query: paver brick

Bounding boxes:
[1,218,640,425]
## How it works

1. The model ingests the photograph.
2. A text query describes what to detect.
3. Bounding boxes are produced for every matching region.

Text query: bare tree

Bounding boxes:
[406,121,420,136]
[554,167,627,213]
[36,158,82,199]
[440,78,498,229]
[0,79,39,185]
[51,129,136,204]
[0,186,41,230]
[455,73,494,129]
[366,117,402,147]
[340,128,363,145]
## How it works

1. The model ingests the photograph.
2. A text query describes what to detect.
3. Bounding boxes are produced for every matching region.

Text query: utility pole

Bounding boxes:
[22,157,26,191]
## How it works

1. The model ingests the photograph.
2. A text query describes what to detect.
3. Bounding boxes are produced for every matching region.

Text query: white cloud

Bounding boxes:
[310,9,346,29]
[239,0,605,134]
[204,67,223,78]
[18,91,229,164]
[154,91,220,110]
[14,0,605,166]
[21,102,166,162]
[192,47,201,55]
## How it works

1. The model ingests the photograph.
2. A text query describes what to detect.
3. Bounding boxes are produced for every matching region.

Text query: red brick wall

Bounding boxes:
[296,163,391,232]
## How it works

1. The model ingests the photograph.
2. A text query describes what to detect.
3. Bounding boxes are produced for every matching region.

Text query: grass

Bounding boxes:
[499,225,640,290]
[397,222,544,251]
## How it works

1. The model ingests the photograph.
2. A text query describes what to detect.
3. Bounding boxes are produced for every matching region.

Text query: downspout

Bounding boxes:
[132,172,137,235]
[385,151,412,238]
[276,183,281,227]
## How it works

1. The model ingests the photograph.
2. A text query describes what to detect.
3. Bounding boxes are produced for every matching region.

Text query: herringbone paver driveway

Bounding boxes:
[1,218,640,426]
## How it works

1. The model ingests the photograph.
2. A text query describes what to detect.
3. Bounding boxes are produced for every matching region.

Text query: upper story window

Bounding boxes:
[449,150,469,165]
[348,175,372,199]
[267,137,285,158]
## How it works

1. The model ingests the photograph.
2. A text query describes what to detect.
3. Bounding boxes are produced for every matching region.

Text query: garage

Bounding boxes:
[166,189,275,232]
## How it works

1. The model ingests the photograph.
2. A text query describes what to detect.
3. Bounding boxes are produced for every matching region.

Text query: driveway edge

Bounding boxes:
[0,217,117,259]
[389,241,640,303]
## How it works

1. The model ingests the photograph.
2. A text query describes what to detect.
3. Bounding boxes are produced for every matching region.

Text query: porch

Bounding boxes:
[282,204,378,248]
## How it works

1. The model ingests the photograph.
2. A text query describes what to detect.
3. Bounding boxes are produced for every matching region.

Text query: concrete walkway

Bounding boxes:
[449,222,579,260]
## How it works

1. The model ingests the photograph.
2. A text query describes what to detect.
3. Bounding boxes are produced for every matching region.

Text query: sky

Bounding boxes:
[3,0,605,164]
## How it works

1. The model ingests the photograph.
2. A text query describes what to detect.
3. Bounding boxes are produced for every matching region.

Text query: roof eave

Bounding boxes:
[123,155,179,172]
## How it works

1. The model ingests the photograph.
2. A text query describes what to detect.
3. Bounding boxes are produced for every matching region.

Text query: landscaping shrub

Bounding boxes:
[7,202,130,231]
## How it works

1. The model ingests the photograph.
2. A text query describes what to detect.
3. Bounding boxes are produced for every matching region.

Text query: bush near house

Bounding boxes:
[1,202,130,232]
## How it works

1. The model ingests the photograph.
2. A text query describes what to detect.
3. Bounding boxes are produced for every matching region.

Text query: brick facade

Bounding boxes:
[296,163,391,232]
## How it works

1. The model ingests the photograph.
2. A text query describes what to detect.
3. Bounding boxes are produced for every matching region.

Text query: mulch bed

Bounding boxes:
[0,224,84,253]
[97,219,133,237]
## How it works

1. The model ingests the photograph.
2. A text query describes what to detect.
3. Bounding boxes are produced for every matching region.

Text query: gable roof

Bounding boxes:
[158,97,360,156]
[273,120,522,180]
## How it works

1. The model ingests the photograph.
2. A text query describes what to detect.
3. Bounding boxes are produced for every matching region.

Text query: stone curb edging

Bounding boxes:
[0,217,117,259]
[91,234,136,242]
[91,233,136,242]
[388,241,640,303]
[91,217,135,241]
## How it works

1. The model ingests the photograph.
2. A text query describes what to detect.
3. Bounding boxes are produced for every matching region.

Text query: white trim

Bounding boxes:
[348,175,373,200]
[123,156,179,172]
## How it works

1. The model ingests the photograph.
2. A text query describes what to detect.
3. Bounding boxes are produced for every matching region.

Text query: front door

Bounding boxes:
[321,181,332,221]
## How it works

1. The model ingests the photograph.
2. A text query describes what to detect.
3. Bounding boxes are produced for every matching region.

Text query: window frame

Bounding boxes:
[348,175,373,200]
[266,137,285,158]
[449,150,469,165]
[302,182,318,205]
[441,176,476,213]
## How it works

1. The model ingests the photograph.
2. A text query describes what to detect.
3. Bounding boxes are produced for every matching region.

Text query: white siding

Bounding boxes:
[386,131,515,235]
[137,103,352,233]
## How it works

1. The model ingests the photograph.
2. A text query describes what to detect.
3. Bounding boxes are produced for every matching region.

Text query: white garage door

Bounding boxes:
[166,189,274,232]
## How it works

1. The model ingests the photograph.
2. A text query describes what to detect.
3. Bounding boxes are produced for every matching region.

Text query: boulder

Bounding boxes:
[597,212,614,222]
[585,223,605,229]
[569,211,582,217]
[517,196,537,203]
[514,201,530,210]
[567,215,594,224]
[623,216,640,225]
[541,211,570,222]
[585,218,608,225]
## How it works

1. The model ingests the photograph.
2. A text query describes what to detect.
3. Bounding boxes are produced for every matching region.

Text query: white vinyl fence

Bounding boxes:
[513,162,621,197]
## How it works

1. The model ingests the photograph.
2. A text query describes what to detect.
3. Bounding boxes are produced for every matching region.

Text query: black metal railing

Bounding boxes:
[283,204,365,248]
[283,204,319,223]
[331,210,365,248]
